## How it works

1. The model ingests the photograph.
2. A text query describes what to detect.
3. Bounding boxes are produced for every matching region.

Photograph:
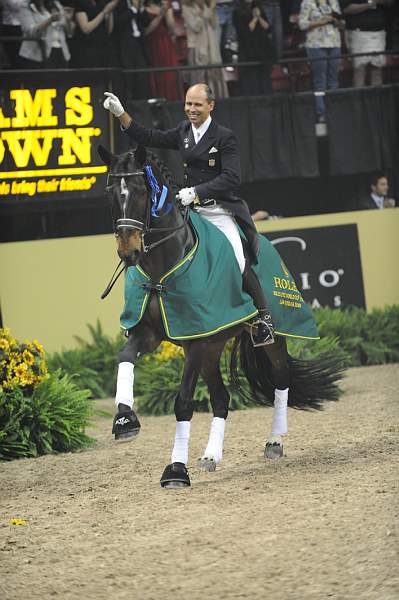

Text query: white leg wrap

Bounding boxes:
[271,388,288,436]
[115,362,134,408]
[204,417,226,464]
[171,421,191,465]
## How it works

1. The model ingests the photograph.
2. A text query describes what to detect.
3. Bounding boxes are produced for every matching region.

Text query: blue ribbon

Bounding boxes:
[145,165,172,218]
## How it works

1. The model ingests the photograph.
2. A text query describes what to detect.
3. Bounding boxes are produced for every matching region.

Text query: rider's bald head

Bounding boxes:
[186,83,215,104]
[185,84,215,127]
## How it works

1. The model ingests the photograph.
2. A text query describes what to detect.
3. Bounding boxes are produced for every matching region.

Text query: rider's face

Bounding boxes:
[184,87,214,129]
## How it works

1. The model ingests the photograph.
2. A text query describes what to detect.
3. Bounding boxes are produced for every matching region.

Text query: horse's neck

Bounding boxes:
[139,206,194,281]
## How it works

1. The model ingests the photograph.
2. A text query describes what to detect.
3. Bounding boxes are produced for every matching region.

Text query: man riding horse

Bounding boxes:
[103,83,275,346]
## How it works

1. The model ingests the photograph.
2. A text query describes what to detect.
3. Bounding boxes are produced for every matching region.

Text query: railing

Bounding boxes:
[1,33,398,96]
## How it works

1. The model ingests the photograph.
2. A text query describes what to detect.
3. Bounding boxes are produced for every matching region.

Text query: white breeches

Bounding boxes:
[196,205,246,274]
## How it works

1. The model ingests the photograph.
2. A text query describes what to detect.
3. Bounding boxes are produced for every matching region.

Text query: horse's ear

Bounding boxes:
[135,145,147,167]
[97,145,114,166]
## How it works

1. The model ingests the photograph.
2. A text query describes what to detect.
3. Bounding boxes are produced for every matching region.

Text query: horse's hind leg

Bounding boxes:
[198,342,229,472]
[113,323,161,442]
[161,340,204,488]
[262,336,290,459]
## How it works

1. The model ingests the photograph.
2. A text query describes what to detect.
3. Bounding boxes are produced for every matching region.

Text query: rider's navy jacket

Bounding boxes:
[124,118,240,202]
[124,118,259,261]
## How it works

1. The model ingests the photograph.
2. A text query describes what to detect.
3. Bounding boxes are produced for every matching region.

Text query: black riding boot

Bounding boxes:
[242,264,275,346]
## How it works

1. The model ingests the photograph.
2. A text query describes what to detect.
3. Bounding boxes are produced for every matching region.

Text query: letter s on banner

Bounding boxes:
[65,87,93,126]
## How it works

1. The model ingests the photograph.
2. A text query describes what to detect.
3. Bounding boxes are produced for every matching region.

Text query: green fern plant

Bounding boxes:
[44,306,399,416]
[0,371,94,461]
[47,321,125,398]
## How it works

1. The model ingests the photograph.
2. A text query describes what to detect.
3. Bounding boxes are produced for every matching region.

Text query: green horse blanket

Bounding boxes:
[120,212,319,340]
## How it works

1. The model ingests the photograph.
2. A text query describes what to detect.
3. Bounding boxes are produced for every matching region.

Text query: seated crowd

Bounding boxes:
[0,0,398,104]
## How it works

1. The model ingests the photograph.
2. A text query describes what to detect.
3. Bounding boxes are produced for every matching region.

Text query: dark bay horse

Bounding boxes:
[98,144,345,488]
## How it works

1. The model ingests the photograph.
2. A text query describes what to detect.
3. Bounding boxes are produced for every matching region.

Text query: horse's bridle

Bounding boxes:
[106,170,189,254]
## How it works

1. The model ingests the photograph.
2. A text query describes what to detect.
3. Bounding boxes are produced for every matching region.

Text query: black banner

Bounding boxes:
[0,70,112,203]
[263,224,366,310]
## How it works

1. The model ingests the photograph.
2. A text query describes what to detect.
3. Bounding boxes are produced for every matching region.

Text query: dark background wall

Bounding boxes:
[1,77,398,242]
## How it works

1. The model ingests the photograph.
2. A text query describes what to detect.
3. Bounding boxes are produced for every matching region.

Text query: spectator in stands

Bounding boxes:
[143,0,182,100]
[113,0,151,99]
[17,0,75,68]
[171,0,188,67]
[299,0,344,122]
[259,0,283,61]
[233,0,273,96]
[340,0,393,87]
[0,0,25,68]
[72,0,119,68]
[353,172,396,210]
[251,209,282,220]
[215,0,236,62]
[182,0,229,98]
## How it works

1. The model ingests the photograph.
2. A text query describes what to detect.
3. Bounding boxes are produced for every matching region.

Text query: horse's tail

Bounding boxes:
[230,331,346,410]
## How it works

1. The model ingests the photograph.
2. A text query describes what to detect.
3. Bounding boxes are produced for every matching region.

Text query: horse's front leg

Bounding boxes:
[112,323,161,442]
[160,341,204,488]
[197,341,229,472]
[262,336,290,459]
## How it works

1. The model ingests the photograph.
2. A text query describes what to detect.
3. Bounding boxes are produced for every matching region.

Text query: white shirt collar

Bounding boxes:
[371,192,384,209]
[192,116,212,143]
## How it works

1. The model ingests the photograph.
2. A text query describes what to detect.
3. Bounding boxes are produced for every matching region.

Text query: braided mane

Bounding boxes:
[144,150,179,200]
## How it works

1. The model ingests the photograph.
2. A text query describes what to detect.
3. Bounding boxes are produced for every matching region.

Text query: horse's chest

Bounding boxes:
[144,294,163,328]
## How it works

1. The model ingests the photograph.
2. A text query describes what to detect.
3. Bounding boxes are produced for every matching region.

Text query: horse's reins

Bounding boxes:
[101,169,189,299]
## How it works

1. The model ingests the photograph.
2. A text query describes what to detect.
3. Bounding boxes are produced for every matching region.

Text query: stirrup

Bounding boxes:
[248,313,275,347]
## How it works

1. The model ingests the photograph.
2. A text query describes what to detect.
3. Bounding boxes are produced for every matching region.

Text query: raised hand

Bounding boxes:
[103,92,125,117]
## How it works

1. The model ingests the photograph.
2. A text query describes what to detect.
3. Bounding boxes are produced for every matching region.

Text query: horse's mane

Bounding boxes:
[144,150,179,199]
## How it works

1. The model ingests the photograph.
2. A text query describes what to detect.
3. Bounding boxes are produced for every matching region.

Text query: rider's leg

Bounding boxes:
[242,262,275,345]
[197,207,274,344]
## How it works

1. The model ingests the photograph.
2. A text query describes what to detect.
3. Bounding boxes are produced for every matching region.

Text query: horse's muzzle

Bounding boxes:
[117,247,140,266]
[116,230,141,265]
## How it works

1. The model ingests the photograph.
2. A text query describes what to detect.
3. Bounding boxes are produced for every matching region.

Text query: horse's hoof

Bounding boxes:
[160,462,190,488]
[115,429,140,442]
[161,481,188,489]
[112,410,141,442]
[197,456,217,472]
[264,441,284,459]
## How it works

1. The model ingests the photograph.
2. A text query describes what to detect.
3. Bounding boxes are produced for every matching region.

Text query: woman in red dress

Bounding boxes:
[144,0,182,100]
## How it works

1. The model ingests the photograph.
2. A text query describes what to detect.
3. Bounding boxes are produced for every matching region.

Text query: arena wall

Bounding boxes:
[1,209,398,352]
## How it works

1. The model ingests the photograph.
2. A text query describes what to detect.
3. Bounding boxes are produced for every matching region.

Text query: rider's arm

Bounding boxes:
[194,131,241,201]
[123,118,181,150]
[104,92,180,149]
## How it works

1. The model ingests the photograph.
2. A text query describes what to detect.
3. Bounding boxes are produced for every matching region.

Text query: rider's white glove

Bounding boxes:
[103,92,125,117]
[177,187,197,206]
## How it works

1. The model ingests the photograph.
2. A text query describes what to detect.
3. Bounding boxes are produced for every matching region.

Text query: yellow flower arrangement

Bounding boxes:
[152,341,184,363]
[0,328,48,392]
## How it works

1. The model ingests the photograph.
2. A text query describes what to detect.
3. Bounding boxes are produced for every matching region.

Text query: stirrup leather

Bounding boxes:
[248,312,275,347]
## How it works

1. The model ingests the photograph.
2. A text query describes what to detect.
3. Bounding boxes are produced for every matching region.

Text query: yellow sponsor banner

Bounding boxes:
[0,84,109,199]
